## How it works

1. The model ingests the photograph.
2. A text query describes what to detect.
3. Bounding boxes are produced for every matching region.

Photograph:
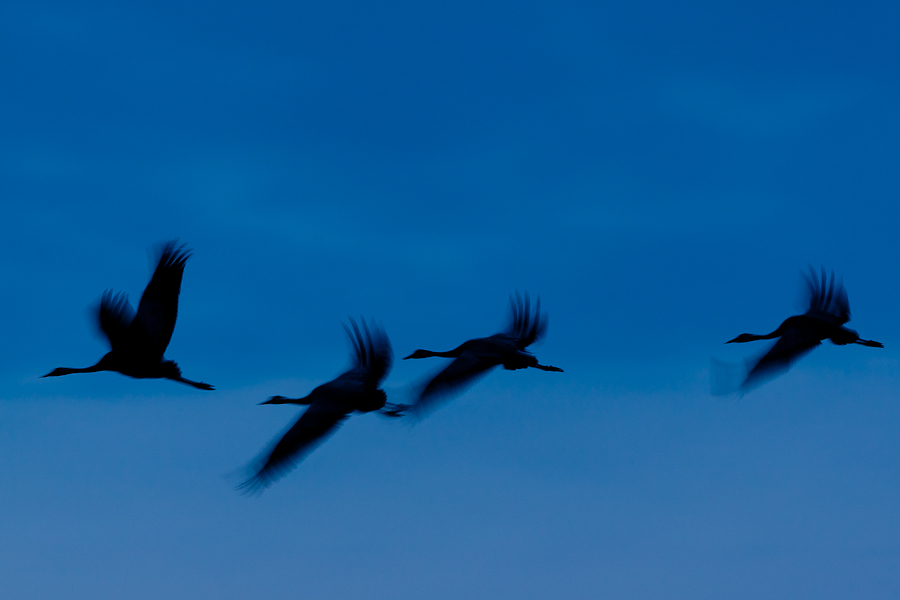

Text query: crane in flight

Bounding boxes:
[238,319,399,494]
[404,293,563,418]
[722,267,882,392]
[42,241,213,390]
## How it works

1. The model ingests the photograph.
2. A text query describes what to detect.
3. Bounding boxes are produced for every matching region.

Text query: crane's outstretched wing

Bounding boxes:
[134,241,191,357]
[237,401,350,495]
[804,266,850,324]
[97,290,136,351]
[741,327,821,391]
[344,318,393,388]
[507,292,548,349]
[412,353,496,418]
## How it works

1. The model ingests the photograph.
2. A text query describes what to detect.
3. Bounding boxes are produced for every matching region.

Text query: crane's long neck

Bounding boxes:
[260,394,313,405]
[42,363,106,377]
[422,349,460,358]
[404,347,464,360]
[727,323,787,344]
[747,331,781,341]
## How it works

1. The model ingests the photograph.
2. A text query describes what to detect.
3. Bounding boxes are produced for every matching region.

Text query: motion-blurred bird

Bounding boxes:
[42,241,213,390]
[722,267,882,392]
[403,293,563,417]
[238,319,399,494]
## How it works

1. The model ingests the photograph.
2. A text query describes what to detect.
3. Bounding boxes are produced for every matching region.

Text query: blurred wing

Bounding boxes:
[134,241,191,355]
[97,290,136,351]
[804,266,851,324]
[344,318,393,387]
[237,401,350,494]
[506,292,548,349]
[741,327,821,391]
[412,353,496,418]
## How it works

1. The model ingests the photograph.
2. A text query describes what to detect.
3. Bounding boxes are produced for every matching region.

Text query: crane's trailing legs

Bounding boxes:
[855,339,883,347]
[172,376,215,390]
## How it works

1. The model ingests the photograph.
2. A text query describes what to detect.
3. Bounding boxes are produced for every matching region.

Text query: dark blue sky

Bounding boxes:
[1,1,899,598]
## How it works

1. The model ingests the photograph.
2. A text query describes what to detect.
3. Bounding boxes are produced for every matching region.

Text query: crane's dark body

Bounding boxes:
[404,294,563,417]
[727,268,882,390]
[42,242,213,390]
[238,320,394,494]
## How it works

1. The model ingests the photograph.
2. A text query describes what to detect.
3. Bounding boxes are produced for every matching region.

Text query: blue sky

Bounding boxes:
[1,0,899,598]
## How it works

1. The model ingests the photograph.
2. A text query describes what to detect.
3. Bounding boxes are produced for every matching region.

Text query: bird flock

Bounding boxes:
[41,242,884,493]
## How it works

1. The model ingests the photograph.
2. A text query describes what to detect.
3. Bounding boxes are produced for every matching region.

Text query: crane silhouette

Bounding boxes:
[42,241,213,390]
[403,293,563,418]
[237,319,400,494]
[723,267,882,392]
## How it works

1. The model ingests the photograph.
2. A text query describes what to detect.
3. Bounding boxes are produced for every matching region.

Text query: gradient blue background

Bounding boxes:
[1,1,899,597]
